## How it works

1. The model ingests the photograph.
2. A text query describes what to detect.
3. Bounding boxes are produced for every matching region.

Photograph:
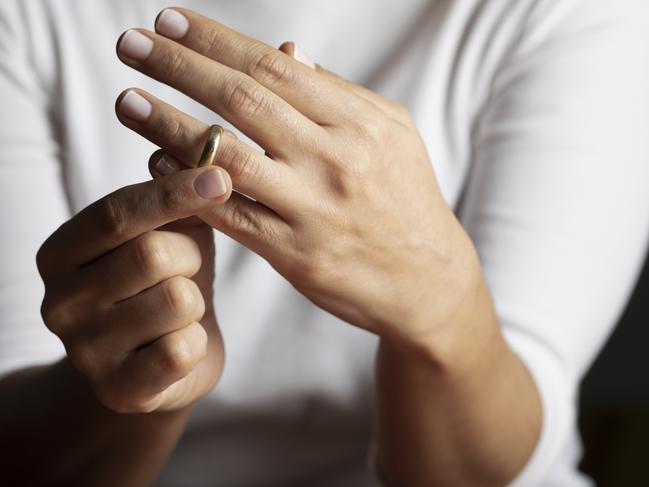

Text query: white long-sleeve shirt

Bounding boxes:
[2,1,649,485]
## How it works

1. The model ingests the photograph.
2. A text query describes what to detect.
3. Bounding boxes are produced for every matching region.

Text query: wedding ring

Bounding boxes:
[197,124,224,167]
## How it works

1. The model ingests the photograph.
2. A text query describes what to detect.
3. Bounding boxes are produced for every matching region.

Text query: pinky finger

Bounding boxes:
[106,322,208,413]
[280,42,413,128]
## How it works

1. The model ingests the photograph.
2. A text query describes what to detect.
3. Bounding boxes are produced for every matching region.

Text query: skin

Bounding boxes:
[113,8,542,486]
[1,166,234,485]
[0,7,542,486]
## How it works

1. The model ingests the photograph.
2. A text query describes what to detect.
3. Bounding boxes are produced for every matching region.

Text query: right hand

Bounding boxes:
[36,165,232,413]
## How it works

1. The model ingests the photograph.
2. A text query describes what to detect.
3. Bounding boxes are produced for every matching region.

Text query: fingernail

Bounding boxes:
[154,153,183,175]
[119,90,152,121]
[156,9,190,39]
[194,169,227,199]
[118,30,154,60]
[292,43,316,70]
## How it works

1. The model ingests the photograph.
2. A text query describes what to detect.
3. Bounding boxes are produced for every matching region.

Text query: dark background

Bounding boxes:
[579,249,649,486]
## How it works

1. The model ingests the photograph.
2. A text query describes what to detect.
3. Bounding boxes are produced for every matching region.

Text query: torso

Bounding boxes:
[20,1,589,484]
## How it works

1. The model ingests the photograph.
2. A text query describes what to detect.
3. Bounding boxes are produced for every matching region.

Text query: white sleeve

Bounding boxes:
[459,0,649,484]
[0,1,67,378]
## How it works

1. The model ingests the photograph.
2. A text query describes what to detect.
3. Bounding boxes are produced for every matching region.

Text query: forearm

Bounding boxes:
[1,358,190,486]
[374,279,542,487]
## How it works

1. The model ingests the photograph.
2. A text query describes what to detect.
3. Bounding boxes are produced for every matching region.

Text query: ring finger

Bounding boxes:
[116,88,297,214]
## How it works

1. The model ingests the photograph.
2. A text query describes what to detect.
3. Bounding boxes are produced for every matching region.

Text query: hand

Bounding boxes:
[115,8,481,354]
[37,166,232,413]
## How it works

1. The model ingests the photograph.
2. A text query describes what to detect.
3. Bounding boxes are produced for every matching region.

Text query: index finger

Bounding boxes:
[36,166,232,277]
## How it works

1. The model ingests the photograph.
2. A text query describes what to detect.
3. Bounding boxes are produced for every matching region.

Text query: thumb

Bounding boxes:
[40,163,233,271]
[148,149,233,204]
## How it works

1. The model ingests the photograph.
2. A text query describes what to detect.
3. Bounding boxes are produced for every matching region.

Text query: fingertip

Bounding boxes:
[115,88,140,122]
[211,166,233,204]
[148,150,167,178]
[155,8,190,39]
[150,151,186,178]
[278,41,295,56]
[117,89,153,123]
[216,166,233,194]
[278,40,315,70]
[222,128,239,141]
[153,8,166,30]
[193,166,232,203]
[115,30,129,58]
[114,89,129,118]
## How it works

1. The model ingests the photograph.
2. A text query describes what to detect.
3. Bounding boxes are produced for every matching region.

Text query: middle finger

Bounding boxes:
[116,28,323,160]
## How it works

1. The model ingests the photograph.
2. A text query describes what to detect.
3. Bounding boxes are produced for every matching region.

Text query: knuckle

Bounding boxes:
[95,386,145,414]
[98,193,129,237]
[223,144,262,183]
[292,248,328,283]
[40,294,74,335]
[194,289,206,321]
[358,116,389,144]
[68,342,98,377]
[110,395,159,414]
[223,201,263,236]
[93,385,121,412]
[126,396,160,414]
[159,48,187,79]
[39,294,57,327]
[35,239,54,278]
[159,180,190,215]
[163,277,197,319]
[94,374,164,414]
[223,79,266,118]
[35,247,47,277]
[159,335,195,376]
[192,323,209,353]
[158,113,186,146]
[327,159,367,199]
[249,48,294,85]
[133,232,170,279]
[100,397,132,414]
[194,24,222,57]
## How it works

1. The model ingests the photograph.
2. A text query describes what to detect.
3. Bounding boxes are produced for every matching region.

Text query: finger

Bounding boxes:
[116,28,321,160]
[115,88,296,213]
[200,191,291,258]
[153,8,372,126]
[279,42,412,126]
[39,231,204,346]
[107,276,205,353]
[79,230,202,304]
[105,321,208,413]
[37,166,232,277]
[149,152,292,259]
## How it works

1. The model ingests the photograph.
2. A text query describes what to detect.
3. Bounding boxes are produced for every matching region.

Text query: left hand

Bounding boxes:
[115,8,481,353]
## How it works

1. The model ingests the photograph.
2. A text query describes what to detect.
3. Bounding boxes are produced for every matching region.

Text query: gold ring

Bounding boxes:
[197,124,224,167]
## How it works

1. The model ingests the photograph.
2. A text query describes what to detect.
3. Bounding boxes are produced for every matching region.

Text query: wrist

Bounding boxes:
[380,238,505,376]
